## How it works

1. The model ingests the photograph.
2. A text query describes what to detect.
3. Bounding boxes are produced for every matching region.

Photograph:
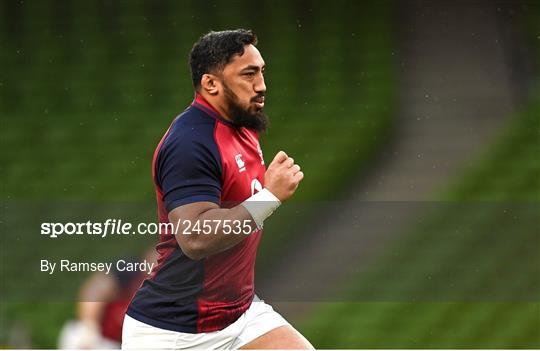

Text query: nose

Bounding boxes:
[254,73,266,94]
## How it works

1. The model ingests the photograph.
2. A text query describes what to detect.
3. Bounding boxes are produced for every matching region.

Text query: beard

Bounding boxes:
[222,82,268,133]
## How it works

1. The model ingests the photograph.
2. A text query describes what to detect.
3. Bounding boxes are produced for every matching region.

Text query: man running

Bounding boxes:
[122,29,313,349]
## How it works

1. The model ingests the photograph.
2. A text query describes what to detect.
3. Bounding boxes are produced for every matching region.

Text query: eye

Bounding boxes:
[243,71,256,78]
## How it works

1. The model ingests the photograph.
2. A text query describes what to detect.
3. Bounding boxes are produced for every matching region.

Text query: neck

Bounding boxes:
[197,91,233,121]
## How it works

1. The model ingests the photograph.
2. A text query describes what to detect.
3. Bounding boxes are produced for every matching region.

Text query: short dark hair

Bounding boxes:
[189,29,258,89]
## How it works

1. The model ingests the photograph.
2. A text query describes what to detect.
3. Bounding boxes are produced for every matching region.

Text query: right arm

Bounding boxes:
[170,151,303,260]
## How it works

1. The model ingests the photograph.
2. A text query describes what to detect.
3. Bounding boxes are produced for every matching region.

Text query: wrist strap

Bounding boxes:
[241,188,281,230]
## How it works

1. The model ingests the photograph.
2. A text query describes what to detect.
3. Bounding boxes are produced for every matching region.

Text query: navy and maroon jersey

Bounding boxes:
[127,94,266,333]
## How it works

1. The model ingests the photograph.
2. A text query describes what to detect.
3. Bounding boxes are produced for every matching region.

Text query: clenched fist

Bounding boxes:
[264,151,304,202]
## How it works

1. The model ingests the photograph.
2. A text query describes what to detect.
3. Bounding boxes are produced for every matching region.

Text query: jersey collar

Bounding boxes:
[192,93,235,127]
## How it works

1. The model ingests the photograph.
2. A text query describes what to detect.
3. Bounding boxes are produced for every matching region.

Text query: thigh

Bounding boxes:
[234,302,313,349]
[239,325,313,349]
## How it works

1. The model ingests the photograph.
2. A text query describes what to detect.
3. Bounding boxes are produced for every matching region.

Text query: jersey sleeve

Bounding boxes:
[155,125,222,212]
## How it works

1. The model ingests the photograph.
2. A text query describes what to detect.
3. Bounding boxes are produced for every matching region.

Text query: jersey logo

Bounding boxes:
[235,154,246,172]
[251,179,263,195]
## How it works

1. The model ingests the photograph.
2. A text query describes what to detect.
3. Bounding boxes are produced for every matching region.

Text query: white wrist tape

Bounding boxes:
[242,188,281,230]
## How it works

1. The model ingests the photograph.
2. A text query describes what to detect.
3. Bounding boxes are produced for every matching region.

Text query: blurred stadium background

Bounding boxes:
[1,0,538,348]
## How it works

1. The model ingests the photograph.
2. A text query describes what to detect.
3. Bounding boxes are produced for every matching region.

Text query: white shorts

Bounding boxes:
[121,300,290,349]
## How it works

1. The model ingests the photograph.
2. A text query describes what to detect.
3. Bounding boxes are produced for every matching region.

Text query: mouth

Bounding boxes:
[252,96,265,109]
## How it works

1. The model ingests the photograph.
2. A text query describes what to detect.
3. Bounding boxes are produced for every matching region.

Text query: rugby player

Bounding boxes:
[122,29,313,349]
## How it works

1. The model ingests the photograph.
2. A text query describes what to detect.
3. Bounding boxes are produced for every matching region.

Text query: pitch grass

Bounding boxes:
[299,6,540,347]
[299,97,540,348]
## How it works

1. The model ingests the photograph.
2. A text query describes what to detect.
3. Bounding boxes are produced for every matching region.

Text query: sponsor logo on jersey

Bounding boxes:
[235,153,246,172]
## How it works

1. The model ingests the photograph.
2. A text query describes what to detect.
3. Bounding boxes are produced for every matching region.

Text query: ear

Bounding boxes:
[201,74,220,96]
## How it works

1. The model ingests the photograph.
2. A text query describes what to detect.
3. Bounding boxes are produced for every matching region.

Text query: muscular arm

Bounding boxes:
[169,202,257,260]
[170,151,303,260]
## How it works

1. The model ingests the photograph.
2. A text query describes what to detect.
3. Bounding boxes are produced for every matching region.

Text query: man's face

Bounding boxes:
[219,44,268,132]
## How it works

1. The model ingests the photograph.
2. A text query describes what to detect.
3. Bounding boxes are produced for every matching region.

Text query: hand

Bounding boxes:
[264,151,304,202]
